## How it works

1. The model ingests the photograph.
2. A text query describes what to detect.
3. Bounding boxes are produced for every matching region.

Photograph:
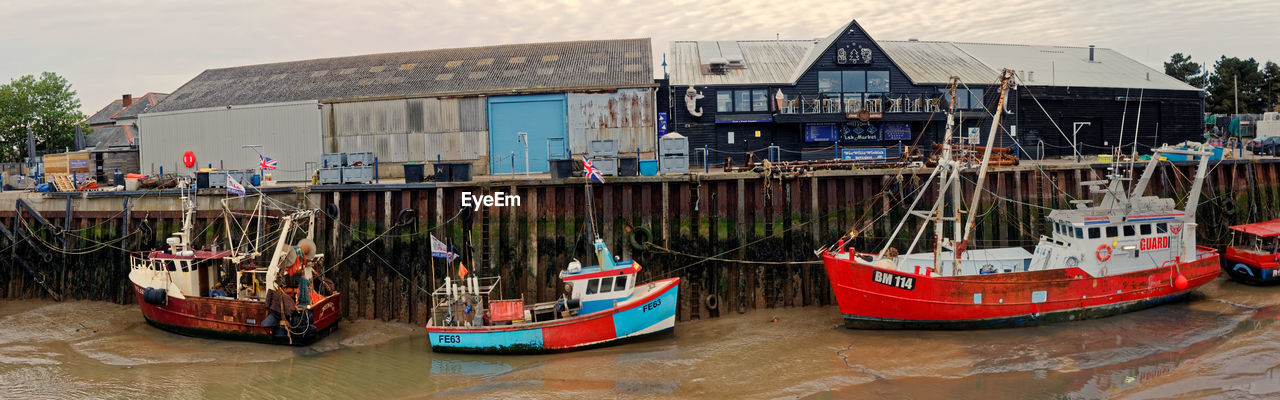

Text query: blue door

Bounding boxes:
[488,94,567,174]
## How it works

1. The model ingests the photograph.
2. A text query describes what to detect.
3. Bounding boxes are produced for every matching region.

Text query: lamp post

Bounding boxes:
[516,131,529,177]
[1072,122,1091,162]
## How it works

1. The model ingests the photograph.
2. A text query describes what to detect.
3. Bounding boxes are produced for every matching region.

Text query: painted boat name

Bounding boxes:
[642,298,662,312]
[873,270,915,290]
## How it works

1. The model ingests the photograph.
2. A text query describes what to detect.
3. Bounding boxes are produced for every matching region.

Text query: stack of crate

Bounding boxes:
[588,140,618,176]
[659,135,689,174]
[318,153,345,184]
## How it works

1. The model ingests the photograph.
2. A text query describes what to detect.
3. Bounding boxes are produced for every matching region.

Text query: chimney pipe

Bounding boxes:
[122,94,133,107]
[1088,45,1095,62]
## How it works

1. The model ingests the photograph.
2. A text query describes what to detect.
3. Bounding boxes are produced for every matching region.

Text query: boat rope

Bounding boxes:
[961,78,1079,201]
[322,208,463,274]
[647,243,823,266]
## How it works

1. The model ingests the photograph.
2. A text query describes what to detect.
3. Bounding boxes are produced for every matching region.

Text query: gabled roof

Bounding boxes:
[151,38,654,112]
[670,40,814,86]
[88,100,125,125]
[668,19,1201,92]
[112,93,168,119]
[86,125,136,150]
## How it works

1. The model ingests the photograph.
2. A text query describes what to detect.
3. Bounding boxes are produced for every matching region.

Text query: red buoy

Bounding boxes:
[182,151,196,168]
[1174,274,1188,290]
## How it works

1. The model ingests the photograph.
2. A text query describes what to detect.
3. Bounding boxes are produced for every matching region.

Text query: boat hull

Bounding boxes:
[822,249,1220,330]
[1222,247,1280,285]
[132,283,342,345]
[427,278,679,354]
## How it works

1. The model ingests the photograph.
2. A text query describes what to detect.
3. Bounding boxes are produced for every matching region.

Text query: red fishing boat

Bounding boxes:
[821,70,1220,329]
[129,191,341,345]
[1223,219,1280,285]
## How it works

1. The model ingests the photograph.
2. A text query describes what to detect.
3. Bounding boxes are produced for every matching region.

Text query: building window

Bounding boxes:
[867,71,890,92]
[716,91,732,112]
[736,90,752,112]
[968,89,985,110]
[842,71,866,92]
[751,90,768,112]
[819,71,841,93]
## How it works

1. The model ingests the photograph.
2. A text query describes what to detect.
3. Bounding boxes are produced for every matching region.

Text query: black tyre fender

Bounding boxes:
[629,226,653,251]
[325,203,340,220]
[705,294,720,310]
[397,208,416,226]
[1221,196,1237,216]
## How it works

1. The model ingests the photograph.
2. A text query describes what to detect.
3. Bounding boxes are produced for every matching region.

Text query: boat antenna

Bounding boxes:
[955,69,1014,270]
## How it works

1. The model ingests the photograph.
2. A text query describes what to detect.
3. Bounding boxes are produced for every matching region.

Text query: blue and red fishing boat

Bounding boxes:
[1223,219,1280,285]
[426,159,679,353]
[426,239,679,354]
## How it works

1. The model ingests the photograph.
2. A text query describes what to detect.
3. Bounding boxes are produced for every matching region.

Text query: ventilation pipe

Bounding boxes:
[1088,45,1095,62]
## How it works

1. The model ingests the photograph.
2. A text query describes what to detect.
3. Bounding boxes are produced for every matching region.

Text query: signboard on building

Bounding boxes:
[805,123,838,142]
[658,112,668,136]
[882,122,911,141]
[841,122,879,142]
[841,147,888,161]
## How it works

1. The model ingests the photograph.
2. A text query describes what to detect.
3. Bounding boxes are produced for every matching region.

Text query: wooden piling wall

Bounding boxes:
[1,159,1275,324]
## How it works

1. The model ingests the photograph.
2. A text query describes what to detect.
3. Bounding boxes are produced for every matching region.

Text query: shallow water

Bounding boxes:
[1,276,1278,399]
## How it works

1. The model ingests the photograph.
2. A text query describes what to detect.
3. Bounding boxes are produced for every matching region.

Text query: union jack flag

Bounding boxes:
[582,156,604,183]
[259,156,278,170]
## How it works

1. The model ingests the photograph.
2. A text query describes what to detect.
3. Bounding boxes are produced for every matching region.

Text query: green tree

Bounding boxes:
[1163,53,1206,88]
[1264,61,1280,112]
[0,72,88,162]
[1205,56,1265,114]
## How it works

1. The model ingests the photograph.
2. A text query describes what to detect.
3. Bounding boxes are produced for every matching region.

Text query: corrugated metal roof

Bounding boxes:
[152,39,654,112]
[670,40,814,86]
[878,41,998,85]
[948,42,1198,91]
[786,21,849,83]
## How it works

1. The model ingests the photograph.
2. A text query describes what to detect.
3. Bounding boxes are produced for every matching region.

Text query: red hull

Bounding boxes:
[132,283,342,345]
[822,248,1221,329]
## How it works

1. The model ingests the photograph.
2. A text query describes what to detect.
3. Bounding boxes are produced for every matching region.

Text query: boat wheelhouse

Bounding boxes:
[1224,219,1280,285]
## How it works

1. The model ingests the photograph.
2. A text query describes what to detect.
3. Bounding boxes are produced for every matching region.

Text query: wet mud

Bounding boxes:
[1,276,1278,399]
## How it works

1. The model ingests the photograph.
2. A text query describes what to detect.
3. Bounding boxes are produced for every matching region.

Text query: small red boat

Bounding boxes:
[821,71,1220,329]
[1224,219,1280,285]
[129,193,340,345]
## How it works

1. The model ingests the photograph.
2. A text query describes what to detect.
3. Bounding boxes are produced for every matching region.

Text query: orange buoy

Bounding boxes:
[1096,244,1112,262]
[1174,274,1188,290]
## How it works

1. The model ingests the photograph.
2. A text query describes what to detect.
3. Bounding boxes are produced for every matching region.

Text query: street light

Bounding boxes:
[516,131,529,177]
[1072,122,1091,162]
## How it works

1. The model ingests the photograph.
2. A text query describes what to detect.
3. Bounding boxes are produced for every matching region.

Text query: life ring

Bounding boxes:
[705,294,720,310]
[1097,244,1112,262]
[629,226,653,251]
[182,151,196,168]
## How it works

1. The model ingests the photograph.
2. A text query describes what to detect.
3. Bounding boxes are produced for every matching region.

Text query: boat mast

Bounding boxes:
[940,77,960,272]
[955,69,1014,273]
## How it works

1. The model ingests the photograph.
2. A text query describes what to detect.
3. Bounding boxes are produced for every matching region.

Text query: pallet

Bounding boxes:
[50,174,77,192]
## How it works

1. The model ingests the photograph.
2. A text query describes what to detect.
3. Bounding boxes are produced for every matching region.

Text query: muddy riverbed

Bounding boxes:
[1,276,1278,399]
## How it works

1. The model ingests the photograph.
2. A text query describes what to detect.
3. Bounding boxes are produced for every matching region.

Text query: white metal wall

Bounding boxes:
[328,97,489,175]
[567,88,656,155]
[139,101,322,181]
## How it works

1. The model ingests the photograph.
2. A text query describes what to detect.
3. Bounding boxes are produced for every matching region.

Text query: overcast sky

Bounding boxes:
[2,0,1275,115]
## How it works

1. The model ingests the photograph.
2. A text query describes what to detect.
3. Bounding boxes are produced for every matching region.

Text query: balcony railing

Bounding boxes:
[775,93,945,115]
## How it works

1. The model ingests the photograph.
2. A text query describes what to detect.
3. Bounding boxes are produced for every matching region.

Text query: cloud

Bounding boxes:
[0,0,1274,114]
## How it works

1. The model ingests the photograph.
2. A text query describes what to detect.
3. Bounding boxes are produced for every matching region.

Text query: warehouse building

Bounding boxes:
[142,39,656,180]
[666,19,1204,164]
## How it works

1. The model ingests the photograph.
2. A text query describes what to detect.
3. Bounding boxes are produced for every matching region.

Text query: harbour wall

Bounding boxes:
[1,159,1274,324]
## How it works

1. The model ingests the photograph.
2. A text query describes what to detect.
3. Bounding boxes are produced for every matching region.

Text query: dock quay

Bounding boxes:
[2,158,1276,324]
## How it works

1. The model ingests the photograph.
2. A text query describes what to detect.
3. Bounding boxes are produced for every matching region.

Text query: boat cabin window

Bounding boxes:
[1123,225,1136,237]
[1075,227,1083,239]
[614,275,628,291]
[599,277,615,294]
[1140,224,1152,235]
[1156,223,1168,234]
[586,279,600,295]
[1106,226,1118,237]
[1088,227,1101,239]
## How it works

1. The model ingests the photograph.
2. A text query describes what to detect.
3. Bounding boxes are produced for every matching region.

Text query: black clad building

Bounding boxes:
[665,19,1204,165]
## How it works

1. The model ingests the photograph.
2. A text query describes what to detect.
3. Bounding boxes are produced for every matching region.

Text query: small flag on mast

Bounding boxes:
[259,156,278,170]
[458,262,469,280]
[226,172,246,197]
[430,234,457,264]
[582,155,605,184]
